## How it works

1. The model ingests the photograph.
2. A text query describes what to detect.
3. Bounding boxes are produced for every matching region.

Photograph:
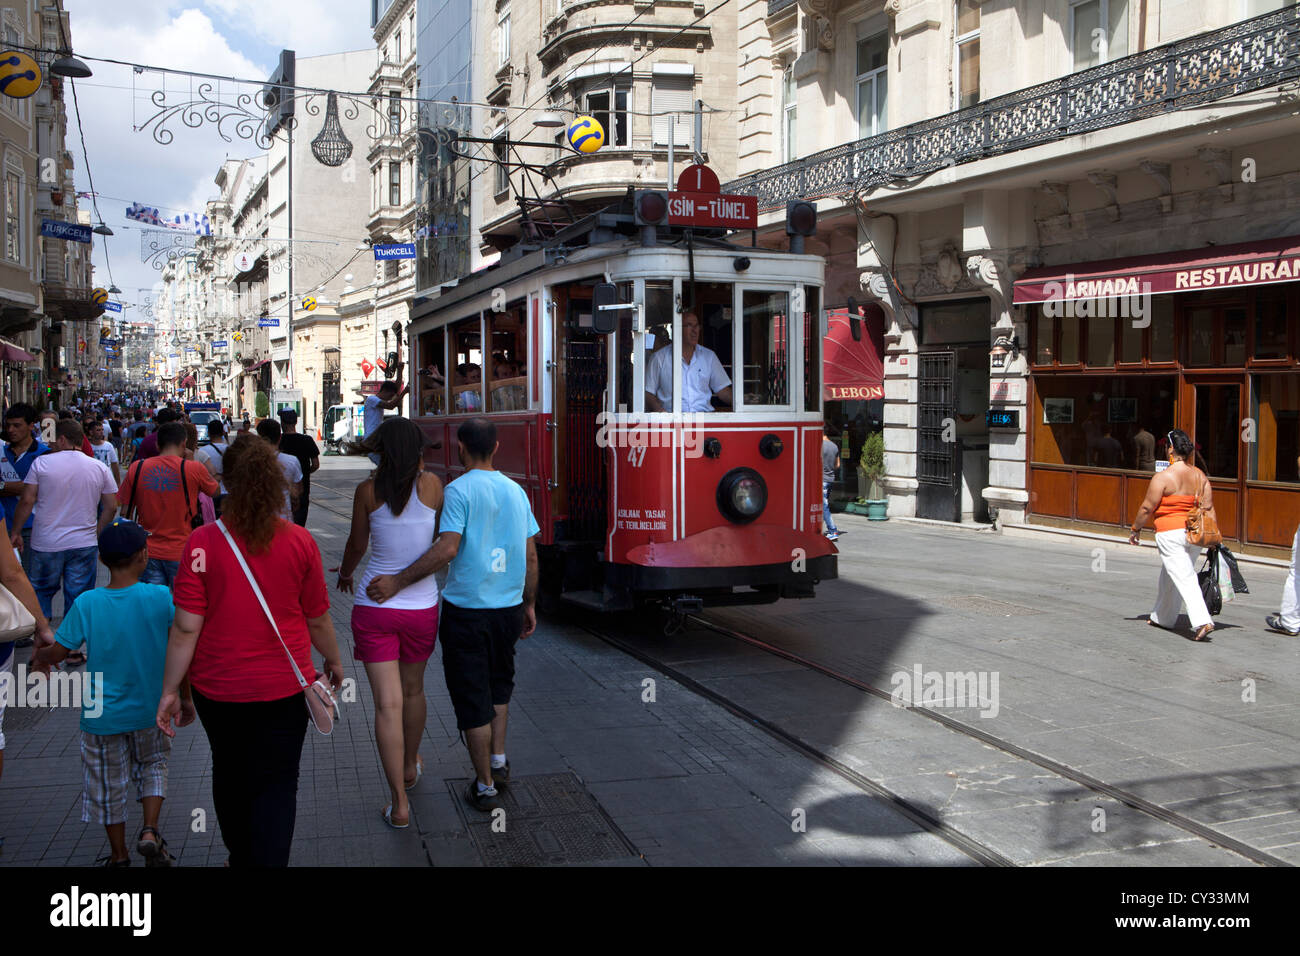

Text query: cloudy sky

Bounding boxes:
[63,1,375,314]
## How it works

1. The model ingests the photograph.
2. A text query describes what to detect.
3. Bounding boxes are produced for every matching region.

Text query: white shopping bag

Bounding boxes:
[1218,551,1235,604]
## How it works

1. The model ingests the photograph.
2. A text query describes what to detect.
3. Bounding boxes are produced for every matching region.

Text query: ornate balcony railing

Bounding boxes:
[726,8,1300,211]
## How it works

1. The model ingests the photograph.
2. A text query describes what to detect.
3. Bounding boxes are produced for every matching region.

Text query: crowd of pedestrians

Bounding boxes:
[0,387,540,868]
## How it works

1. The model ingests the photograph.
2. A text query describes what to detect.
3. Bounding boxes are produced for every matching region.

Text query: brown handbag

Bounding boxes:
[1186,470,1222,548]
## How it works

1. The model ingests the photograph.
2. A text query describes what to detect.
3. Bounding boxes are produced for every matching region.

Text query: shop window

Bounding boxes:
[450,317,483,413]
[418,328,447,416]
[1254,288,1289,359]
[1224,307,1247,366]
[1119,313,1142,363]
[1149,298,1174,362]
[1032,375,1177,470]
[488,305,527,412]
[1085,316,1114,367]
[741,290,790,407]
[1058,315,1079,365]
[1187,308,1214,365]
[1034,313,1055,365]
[803,286,821,412]
[1250,374,1300,483]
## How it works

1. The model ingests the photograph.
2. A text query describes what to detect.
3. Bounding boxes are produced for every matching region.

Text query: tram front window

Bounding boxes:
[741,290,790,406]
[644,311,733,413]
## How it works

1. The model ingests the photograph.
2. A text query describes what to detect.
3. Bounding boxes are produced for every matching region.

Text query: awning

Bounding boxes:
[0,340,37,363]
[243,359,269,372]
[180,375,196,387]
[823,304,885,402]
[1013,234,1300,304]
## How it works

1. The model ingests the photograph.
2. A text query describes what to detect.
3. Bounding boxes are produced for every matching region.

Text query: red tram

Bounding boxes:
[407,190,837,612]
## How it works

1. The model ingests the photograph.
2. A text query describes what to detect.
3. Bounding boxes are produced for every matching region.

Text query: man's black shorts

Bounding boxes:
[439,600,523,730]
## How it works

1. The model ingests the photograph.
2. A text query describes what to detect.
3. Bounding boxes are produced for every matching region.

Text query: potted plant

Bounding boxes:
[858,430,888,521]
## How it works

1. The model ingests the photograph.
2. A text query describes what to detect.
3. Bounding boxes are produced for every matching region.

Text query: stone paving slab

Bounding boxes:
[691,511,1299,865]
[0,461,973,868]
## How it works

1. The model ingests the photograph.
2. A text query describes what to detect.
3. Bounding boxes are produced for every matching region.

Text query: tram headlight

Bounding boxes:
[717,468,767,524]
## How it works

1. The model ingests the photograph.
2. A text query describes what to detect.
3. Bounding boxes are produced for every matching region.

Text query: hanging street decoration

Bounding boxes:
[301,296,318,312]
[90,288,108,307]
[310,91,353,166]
[140,228,197,270]
[126,202,211,233]
[0,51,42,99]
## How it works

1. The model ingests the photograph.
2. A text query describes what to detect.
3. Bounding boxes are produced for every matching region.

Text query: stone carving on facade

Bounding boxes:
[964,254,1014,326]
[1087,171,1120,220]
[883,0,903,16]
[1139,160,1174,213]
[935,244,963,291]
[1039,181,1069,217]
[860,266,916,338]
[796,0,835,51]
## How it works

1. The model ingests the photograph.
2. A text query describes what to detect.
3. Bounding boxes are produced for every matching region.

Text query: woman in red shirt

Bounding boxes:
[156,435,344,867]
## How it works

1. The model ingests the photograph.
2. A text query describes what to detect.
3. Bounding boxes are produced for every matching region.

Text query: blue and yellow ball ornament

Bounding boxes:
[90,287,108,306]
[301,296,318,312]
[0,52,42,100]
[566,115,605,154]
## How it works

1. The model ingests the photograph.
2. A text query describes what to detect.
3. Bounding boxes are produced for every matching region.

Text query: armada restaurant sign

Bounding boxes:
[1012,235,1300,304]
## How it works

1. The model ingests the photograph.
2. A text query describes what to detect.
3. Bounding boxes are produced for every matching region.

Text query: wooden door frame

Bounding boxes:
[1180,371,1246,539]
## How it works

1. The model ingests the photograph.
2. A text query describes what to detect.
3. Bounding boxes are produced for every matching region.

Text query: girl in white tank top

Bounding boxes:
[353,483,439,610]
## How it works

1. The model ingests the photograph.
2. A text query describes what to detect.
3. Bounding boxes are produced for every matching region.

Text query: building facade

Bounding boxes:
[727,0,1300,555]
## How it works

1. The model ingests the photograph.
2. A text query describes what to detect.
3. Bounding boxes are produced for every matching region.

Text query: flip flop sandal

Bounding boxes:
[404,756,423,791]
[137,825,171,865]
[382,805,409,829]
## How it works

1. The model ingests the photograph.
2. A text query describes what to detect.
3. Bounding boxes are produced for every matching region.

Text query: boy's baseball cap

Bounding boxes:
[99,518,149,561]
[277,408,298,425]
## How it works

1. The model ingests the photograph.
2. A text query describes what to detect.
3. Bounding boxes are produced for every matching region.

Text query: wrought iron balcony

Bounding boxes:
[726,7,1300,211]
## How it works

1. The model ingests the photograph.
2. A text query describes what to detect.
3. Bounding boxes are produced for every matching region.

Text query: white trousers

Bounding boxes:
[1279,524,1300,632]
[1150,529,1213,630]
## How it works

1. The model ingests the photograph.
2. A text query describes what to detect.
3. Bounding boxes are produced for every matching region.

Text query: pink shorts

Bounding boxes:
[350,604,439,664]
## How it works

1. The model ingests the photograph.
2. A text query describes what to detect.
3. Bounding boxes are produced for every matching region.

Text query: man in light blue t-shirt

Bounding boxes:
[366,417,538,812]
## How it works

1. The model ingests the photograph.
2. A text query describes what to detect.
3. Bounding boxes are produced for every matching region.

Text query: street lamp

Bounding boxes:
[93,223,114,236]
[50,54,92,79]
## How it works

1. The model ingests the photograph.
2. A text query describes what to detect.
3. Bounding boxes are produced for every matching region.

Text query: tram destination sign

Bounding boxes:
[667,191,757,230]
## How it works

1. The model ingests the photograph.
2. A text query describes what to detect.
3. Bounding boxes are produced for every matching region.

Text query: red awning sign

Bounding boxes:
[823,305,885,403]
[1013,234,1300,304]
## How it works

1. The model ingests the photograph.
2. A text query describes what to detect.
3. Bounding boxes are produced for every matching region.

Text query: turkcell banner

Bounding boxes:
[373,243,416,260]
[40,219,92,244]
[258,318,280,327]
[103,302,123,313]
[212,340,228,347]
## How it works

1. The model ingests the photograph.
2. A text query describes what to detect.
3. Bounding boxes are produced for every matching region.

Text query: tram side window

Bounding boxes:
[640,281,673,412]
[451,318,484,413]
[741,290,790,407]
[489,305,527,412]
[418,328,447,416]
[804,287,820,412]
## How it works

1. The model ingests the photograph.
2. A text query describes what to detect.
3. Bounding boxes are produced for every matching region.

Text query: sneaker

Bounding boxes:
[491,761,510,790]
[1265,614,1300,636]
[465,780,500,812]
[825,532,840,541]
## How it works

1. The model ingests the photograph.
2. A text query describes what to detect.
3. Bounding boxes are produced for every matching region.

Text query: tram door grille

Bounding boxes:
[564,335,608,542]
[917,350,961,522]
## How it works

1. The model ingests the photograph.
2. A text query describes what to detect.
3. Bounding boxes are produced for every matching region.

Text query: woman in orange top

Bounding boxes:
[1129,429,1215,641]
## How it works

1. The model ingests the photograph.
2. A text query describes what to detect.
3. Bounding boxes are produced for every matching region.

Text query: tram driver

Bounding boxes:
[644,312,733,413]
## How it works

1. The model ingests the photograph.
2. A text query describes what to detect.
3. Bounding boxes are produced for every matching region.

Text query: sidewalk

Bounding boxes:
[0,461,970,867]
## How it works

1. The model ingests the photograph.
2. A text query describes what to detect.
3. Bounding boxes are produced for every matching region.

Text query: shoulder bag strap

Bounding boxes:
[215,519,309,691]
[177,458,193,522]
[126,458,145,522]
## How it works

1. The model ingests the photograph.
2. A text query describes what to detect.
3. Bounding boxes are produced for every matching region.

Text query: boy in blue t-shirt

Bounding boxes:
[32,518,189,867]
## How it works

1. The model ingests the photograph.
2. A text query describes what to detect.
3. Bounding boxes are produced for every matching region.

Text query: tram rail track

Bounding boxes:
[670,614,1290,867]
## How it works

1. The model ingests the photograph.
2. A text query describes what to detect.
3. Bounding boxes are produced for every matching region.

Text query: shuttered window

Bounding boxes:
[651,74,693,146]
